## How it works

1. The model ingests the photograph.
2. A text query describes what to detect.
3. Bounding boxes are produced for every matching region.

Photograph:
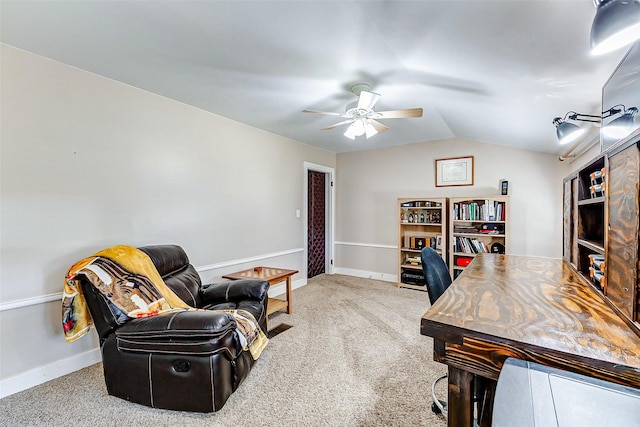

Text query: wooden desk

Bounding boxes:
[420,254,640,427]
[222,267,297,315]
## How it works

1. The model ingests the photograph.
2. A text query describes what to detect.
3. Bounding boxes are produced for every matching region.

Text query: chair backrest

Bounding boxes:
[138,244,203,308]
[420,247,452,305]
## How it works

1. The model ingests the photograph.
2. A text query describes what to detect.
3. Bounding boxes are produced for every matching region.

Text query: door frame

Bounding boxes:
[303,162,335,276]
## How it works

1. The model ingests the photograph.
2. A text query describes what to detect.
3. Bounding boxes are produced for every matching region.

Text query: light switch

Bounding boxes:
[296,209,301,218]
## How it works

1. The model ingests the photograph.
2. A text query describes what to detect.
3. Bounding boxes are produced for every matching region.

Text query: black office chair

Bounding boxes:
[421,247,452,416]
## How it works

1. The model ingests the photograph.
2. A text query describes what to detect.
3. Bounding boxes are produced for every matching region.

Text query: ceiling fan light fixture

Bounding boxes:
[304,83,422,141]
[591,0,640,55]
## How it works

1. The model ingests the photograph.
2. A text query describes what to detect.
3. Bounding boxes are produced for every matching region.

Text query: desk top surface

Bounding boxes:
[421,254,640,372]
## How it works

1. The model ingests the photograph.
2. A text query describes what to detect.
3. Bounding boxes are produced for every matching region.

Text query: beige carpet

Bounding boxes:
[0,274,447,426]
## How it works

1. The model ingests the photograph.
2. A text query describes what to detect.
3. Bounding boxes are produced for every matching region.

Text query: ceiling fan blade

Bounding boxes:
[357,90,381,111]
[322,119,354,130]
[302,109,343,116]
[369,119,389,133]
[375,108,423,119]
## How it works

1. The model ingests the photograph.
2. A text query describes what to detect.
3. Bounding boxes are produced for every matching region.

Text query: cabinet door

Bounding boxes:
[607,145,639,321]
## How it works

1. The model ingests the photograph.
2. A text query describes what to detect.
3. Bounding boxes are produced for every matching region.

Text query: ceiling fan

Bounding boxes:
[303,83,423,140]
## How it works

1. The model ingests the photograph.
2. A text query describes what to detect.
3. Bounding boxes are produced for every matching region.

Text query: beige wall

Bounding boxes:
[334,139,567,279]
[0,45,335,391]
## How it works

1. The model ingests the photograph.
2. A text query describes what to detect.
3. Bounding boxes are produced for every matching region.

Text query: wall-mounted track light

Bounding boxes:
[552,112,601,144]
[591,0,640,55]
[553,105,638,144]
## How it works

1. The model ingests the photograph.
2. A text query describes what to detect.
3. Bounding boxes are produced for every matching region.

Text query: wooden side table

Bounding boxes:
[222,267,298,315]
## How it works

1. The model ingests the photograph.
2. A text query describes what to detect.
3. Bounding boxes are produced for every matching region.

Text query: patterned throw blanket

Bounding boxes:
[62,245,268,359]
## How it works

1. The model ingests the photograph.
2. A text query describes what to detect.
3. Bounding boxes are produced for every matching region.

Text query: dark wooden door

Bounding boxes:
[308,170,326,278]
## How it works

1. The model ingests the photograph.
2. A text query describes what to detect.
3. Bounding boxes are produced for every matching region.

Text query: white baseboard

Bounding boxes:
[333,268,397,283]
[0,348,102,399]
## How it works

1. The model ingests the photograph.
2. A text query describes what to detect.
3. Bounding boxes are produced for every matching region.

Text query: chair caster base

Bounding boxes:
[431,401,442,414]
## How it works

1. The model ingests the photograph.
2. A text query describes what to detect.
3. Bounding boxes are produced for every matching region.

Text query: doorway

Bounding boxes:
[304,162,334,279]
[308,170,326,278]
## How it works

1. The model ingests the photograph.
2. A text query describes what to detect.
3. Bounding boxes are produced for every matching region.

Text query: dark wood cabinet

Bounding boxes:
[563,137,640,336]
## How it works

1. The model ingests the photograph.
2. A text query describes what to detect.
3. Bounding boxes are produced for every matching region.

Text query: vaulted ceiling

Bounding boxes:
[0,1,627,153]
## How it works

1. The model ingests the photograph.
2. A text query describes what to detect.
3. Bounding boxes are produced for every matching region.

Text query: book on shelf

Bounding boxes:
[454,236,489,254]
[453,200,506,221]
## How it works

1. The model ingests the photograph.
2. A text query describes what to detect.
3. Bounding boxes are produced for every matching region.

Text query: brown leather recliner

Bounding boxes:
[79,244,269,412]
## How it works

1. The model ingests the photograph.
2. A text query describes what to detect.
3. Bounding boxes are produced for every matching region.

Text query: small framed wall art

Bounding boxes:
[435,156,474,187]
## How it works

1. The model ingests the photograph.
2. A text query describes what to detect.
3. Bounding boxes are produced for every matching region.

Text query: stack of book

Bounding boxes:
[454,225,479,234]
[454,236,489,254]
[405,256,422,266]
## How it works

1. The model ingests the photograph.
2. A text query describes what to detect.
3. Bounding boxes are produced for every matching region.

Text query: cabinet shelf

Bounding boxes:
[452,220,506,224]
[401,247,442,254]
[453,232,506,238]
[577,239,605,254]
[452,252,478,257]
[400,283,428,291]
[400,263,423,270]
[578,196,605,206]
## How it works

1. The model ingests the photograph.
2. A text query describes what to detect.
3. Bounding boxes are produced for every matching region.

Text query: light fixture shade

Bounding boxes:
[343,123,357,140]
[591,0,640,55]
[352,119,365,136]
[364,121,378,139]
[603,108,637,138]
[556,120,586,144]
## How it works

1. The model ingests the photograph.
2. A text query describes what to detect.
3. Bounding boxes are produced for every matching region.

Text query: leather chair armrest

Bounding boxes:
[116,309,235,339]
[200,279,269,306]
[115,310,242,357]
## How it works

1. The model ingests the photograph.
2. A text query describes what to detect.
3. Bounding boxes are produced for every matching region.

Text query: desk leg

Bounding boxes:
[447,366,474,427]
[285,276,292,314]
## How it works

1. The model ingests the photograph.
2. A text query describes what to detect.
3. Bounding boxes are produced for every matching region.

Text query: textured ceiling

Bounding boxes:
[0,0,627,153]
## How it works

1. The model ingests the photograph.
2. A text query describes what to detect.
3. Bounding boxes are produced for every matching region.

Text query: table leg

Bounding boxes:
[477,377,496,427]
[285,276,292,314]
[447,365,474,427]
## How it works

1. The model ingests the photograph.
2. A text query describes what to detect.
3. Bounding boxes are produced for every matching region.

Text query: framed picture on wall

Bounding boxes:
[435,156,474,187]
